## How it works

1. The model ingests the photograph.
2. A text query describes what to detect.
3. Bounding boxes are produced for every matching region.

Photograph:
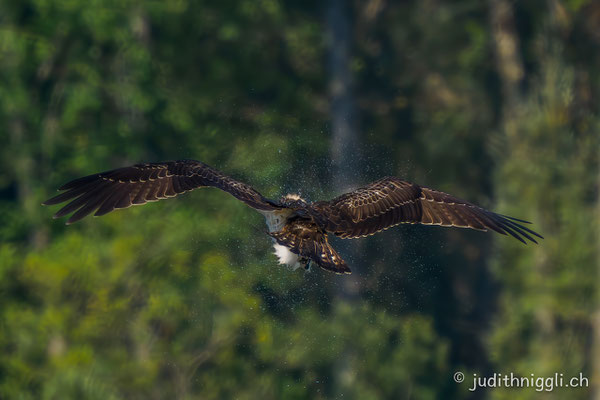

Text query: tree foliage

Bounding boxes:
[0,0,598,399]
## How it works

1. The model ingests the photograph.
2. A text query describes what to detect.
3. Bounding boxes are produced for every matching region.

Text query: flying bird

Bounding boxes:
[43,160,543,274]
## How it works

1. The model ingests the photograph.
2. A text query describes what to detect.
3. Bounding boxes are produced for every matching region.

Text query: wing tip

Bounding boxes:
[494,214,543,245]
[42,197,60,206]
[498,213,533,224]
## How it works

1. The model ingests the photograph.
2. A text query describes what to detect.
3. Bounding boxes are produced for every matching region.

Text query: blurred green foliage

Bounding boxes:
[0,0,598,399]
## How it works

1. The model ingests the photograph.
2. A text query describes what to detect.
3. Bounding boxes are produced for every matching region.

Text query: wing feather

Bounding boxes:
[154,176,167,199]
[53,182,113,219]
[95,184,131,216]
[44,160,279,224]
[308,177,543,243]
[42,184,92,206]
[132,180,151,204]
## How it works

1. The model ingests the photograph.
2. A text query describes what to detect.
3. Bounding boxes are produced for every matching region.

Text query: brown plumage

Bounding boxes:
[268,220,350,274]
[44,160,543,274]
[306,177,541,243]
[43,160,277,225]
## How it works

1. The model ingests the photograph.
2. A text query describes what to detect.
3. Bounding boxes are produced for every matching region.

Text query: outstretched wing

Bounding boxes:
[268,220,351,274]
[307,177,543,244]
[43,159,279,224]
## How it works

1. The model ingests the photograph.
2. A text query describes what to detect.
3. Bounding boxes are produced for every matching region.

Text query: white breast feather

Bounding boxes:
[260,208,303,270]
[273,243,302,270]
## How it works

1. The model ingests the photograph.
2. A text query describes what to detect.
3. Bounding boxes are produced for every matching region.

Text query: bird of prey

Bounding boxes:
[44,159,542,274]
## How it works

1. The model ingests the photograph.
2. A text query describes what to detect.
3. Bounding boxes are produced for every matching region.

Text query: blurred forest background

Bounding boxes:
[0,0,599,399]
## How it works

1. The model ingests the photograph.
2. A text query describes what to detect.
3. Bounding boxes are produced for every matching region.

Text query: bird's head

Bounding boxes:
[280,193,307,208]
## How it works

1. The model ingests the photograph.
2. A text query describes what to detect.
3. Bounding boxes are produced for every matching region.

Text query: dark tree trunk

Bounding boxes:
[327,0,362,299]
[327,0,362,395]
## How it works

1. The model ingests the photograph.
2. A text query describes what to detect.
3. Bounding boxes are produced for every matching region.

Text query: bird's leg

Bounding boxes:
[305,260,312,272]
[299,258,311,272]
[298,256,311,272]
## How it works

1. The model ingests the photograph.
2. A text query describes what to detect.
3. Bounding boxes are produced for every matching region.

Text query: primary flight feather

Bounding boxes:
[44,159,543,274]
